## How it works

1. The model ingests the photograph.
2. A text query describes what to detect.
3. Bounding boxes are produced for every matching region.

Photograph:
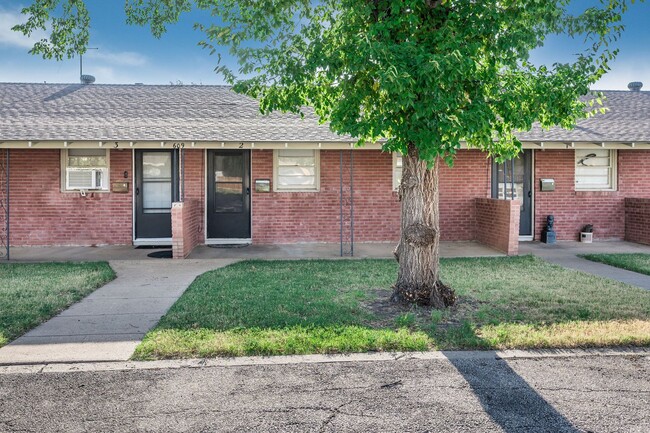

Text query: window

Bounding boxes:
[393,153,403,191]
[62,148,109,191]
[273,149,319,191]
[575,149,616,191]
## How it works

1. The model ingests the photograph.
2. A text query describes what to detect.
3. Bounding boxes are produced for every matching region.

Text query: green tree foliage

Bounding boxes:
[14,0,636,164]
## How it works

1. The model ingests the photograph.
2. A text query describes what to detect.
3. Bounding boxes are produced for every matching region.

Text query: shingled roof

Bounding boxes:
[0,83,341,142]
[0,82,648,143]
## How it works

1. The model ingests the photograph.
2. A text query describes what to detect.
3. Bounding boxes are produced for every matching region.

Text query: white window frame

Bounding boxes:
[393,153,403,191]
[575,149,617,192]
[61,148,110,192]
[273,149,320,192]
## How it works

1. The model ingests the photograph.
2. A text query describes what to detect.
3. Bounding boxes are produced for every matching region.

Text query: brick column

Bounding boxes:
[171,199,202,259]
[625,198,650,245]
[474,198,520,255]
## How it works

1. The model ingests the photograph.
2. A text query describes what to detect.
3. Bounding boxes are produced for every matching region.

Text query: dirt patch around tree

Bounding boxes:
[361,288,483,331]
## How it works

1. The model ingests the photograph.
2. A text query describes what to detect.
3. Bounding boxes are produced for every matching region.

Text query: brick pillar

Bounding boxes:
[474,198,520,255]
[625,198,650,245]
[171,199,201,259]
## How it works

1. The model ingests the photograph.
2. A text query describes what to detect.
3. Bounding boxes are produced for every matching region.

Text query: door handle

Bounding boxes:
[246,187,251,195]
[136,187,140,196]
[528,191,532,198]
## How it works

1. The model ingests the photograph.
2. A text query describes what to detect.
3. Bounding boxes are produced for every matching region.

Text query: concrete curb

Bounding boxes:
[1,347,648,375]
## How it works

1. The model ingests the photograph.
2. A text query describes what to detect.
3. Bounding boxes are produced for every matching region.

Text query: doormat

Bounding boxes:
[147,250,173,259]
[136,245,172,249]
[208,244,250,249]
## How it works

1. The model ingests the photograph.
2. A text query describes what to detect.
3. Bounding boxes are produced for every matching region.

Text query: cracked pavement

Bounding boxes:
[1,354,649,432]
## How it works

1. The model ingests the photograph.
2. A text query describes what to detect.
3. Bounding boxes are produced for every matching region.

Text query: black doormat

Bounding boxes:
[207,244,250,249]
[147,250,173,259]
[136,245,172,249]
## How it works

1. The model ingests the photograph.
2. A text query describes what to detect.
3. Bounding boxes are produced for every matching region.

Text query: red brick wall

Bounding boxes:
[439,150,491,241]
[624,198,650,245]
[181,149,205,241]
[534,150,650,241]
[4,148,491,247]
[251,149,354,243]
[250,149,490,244]
[171,198,202,258]
[7,149,132,246]
[475,198,520,255]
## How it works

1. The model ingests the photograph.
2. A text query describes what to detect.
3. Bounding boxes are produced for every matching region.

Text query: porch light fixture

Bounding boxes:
[160,141,165,147]
[28,141,32,147]
[63,141,68,147]
[98,141,103,147]
[129,142,134,147]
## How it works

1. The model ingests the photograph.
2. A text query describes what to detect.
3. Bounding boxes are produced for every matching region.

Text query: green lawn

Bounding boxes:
[133,256,650,359]
[580,253,650,276]
[0,262,115,347]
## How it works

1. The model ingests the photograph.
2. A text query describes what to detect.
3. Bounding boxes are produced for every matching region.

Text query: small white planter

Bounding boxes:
[580,232,593,243]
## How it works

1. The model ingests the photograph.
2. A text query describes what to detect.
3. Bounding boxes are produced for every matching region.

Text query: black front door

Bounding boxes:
[207,150,251,239]
[491,150,533,236]
[135,150,178,239]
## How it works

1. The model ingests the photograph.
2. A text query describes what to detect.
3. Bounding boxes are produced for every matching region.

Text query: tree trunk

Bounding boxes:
[391,143,456,308]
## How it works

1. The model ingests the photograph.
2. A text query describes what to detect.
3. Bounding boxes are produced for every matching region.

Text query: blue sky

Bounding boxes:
[1,1,649,89]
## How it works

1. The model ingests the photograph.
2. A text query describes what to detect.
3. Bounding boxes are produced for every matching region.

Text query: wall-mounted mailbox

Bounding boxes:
[112,182,129,193]
[255,179,271,193]
[540,179,555,192]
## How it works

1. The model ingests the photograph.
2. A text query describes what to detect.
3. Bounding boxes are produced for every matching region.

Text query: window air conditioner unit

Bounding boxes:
[66,168,106,190]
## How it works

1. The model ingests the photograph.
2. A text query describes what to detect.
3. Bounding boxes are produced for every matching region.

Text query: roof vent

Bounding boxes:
[80,74,96,85]
[628,81,643,92]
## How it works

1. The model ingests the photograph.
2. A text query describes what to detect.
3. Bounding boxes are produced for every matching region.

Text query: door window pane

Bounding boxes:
[143,153,172,179]
[215,183,243,213]
[143,182,172,213]
[215,154,243,182]
[495,160,524,201]
[142,152,173,213]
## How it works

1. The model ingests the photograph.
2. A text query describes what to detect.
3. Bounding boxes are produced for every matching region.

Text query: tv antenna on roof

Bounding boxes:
[80,47,98,84]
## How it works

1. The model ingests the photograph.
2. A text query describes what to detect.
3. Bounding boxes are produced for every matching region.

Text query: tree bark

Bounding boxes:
[391,143,456,308]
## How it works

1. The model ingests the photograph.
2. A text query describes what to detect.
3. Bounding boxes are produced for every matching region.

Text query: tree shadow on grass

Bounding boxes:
[444,351,580,433]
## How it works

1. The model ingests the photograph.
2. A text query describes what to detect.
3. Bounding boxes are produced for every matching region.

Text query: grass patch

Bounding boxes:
[0,262,115,347]
[133,256,650,359]
[580,253,650,276]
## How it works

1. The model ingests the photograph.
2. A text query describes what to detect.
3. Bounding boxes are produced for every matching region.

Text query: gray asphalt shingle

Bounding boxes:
[0,83,648,142]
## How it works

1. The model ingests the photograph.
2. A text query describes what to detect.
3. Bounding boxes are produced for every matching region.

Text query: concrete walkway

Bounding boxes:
[0,259,237,365]
[7,241,503,262]
[521,241,650,290]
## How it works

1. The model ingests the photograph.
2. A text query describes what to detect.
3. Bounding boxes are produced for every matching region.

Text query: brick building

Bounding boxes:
[0,83,649,258]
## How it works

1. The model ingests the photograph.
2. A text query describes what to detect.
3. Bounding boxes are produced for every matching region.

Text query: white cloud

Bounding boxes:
[87,50,148,67]
[0,9,47,49]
